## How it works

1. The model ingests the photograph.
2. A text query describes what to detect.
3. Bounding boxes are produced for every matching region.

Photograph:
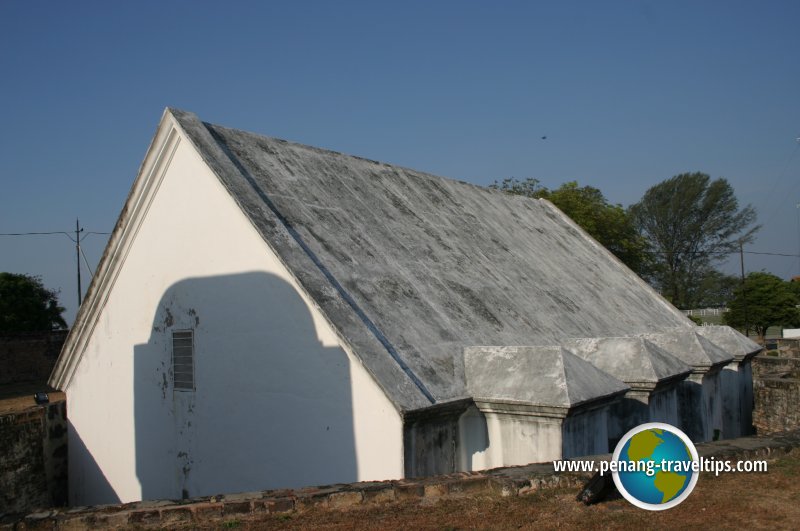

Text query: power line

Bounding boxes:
[742,251,800,257]
[0,231,110,239]
[0,225,110,308]
[637,249,800,257]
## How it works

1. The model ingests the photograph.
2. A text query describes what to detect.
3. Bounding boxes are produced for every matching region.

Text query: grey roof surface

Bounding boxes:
[169,109,694,412]
[695,326,763,362]
[639,329,734,370]
[562,337,692,388]
[464,346,629,408]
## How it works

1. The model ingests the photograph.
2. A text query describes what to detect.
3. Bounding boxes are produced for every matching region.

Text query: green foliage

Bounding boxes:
[490,178,651,277]
[629,172,758,309]
[0,272,67,332]
[489,177,549,199]
[687,269,740,309]
[686,314,703,325]
[723,272,800,339]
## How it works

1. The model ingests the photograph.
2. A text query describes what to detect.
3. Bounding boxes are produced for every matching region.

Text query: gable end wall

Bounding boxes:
[63,121,402,505]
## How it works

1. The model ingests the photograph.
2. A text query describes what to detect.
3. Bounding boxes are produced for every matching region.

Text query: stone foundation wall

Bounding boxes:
[0,401,68,515]
[776,339,800,357]
[5,430,800,530]
[753,355,800,435]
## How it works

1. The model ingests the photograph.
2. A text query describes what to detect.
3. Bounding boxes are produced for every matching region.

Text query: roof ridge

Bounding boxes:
[200,120,509,198]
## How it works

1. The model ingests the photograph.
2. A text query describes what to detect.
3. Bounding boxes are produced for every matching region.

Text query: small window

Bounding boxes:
[172,330,194,391]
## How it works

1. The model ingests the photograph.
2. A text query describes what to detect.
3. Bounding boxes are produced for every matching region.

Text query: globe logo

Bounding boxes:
[611,422,699,510]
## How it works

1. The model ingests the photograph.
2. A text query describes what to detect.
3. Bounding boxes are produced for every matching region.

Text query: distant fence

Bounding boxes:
[682,308,730,317]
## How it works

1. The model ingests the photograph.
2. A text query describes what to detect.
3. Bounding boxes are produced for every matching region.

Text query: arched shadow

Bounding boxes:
[133,272,357,500]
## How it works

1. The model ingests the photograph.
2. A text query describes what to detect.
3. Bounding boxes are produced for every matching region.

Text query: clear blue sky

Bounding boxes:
[2,1,799,324]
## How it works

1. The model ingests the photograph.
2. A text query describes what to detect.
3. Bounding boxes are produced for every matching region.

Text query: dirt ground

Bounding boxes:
[189,448,800,530]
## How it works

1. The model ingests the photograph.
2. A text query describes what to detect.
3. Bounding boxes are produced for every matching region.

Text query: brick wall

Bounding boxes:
[0,331,68,385]
[0,401,67,515]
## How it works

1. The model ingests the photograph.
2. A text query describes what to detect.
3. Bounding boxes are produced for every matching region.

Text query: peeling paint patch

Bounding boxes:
[188,308,200,327]
[161,372,168,400]
[164,307,174,328]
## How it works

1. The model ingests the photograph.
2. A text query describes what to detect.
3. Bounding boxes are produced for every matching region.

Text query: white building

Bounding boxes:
[562,337,692,446]
[51,109,751,505]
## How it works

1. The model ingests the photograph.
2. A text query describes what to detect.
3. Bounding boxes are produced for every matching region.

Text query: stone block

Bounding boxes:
[266,498,294,514]
[159,506,193,525]
[54,514,97,531]
[21,511,56,531]
[423,483,448,498]
[326,491,363,509]
[362,486,396,504]
[221,491,262,503]
[94,511,131,528]
[127,509,160,525]
[190,502,223,521]
[223,501,252,515]
[394,483,424,500]
[295,487,342,510]
[445,476,490,494]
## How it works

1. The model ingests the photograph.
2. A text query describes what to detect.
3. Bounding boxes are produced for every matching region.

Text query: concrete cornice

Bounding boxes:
[49,111,183,389]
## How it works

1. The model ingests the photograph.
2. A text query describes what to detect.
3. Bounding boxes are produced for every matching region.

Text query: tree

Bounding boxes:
[629,172,758,309]
[490,178,652,277]
[686,269,740,309]
[0,272,67,332]
[724,272,800,340]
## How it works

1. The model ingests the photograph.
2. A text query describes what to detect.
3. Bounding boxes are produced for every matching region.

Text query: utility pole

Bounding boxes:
[739,240,749,337]
[76,219,84,307]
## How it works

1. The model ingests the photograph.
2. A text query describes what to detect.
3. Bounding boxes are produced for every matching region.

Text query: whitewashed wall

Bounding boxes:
[561,407,610,458]
[648,387,680,426]
[66,124,402,505]
[605,388,680,449]
[677,370,723,443]
[458,407,562,470]
[720,360,754,438]
[702,370,723,441]
[457,404,609,470]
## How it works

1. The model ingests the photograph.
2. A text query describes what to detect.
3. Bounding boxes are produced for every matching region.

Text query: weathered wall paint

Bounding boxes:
[404,402,469,478]
[648,387,680,426]
[739,361,754,435]
[703,370,723,441]
[606,387,680,448]
[456,403,609,471]
[65,126,402,505]
[677,370,724,443]
[561,406,610,458]
[720,360,755,438]
[0,401,67,514]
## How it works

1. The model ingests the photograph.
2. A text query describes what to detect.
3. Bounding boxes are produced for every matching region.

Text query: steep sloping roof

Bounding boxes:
[695,326,762,362]
[562,337,692,389]
[464,346,629,409]
[639,329,733,370]
[168,109,694,412]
